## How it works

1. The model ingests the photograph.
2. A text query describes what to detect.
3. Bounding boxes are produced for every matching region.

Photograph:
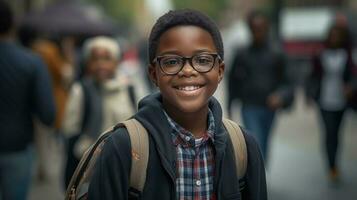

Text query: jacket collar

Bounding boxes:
[134,92,228,184]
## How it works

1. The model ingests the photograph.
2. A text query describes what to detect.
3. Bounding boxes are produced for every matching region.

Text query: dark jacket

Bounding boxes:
[306,48,357,109]
[0,41,55,153]
[228,44,294,110]
[88,93,267,200]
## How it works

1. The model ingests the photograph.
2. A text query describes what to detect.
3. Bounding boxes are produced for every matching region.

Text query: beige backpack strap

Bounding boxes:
[121,119,149,192]
[222,118,247,179]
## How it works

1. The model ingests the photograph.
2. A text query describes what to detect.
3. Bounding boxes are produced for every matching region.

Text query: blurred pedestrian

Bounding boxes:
[61,36,137,188]
[32,39,73,131]
[306,24,357,183]
[227,10,294,161]
[31,39,74,181]
[0,1,56,199]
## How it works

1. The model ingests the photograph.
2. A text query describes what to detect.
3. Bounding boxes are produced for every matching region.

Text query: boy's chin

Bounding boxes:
[162,95,210,115]
[174,100,209,114]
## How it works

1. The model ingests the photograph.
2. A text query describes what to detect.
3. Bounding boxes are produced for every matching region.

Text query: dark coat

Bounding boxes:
[88,93,267,200]
[227,44,294,111]
[0,41,55,153]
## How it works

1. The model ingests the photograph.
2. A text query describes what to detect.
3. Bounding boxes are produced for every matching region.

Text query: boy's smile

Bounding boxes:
[149,25,224,116]
[173,80,204,97]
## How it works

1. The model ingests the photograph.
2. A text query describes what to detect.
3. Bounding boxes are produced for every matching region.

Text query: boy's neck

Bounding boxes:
[164,104,209,138]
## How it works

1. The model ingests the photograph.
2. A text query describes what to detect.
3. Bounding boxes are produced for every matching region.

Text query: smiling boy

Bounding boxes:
[88,9,267,200]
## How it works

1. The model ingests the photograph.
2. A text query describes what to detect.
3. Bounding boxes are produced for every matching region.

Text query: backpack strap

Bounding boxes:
[121,119,149,193]
[222,118,247,180]
[66,126,115,200]
[65,119,149,200]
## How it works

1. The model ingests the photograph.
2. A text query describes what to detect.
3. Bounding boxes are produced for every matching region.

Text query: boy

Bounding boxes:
[88,9,266,200]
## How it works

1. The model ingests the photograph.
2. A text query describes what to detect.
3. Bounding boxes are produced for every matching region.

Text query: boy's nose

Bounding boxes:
[179,60,198,77]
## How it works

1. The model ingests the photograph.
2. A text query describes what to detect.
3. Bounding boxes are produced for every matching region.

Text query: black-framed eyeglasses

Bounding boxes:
[152,53,222,75]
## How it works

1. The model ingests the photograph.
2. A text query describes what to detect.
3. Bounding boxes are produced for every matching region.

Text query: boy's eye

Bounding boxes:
[161,57,181,66]
[194,55,213,66]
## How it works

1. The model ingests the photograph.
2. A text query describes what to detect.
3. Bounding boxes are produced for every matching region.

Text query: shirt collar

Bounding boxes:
[164,109,215,147]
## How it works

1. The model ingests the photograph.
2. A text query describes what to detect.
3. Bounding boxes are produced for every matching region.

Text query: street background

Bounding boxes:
[2,0,357,199]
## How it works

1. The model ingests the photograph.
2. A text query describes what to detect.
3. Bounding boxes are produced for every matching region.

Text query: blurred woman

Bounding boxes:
[306,24,356,183]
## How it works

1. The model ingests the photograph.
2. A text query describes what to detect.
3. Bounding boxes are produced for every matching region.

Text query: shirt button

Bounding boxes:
[195,180,201,186]
[185,136,190,141]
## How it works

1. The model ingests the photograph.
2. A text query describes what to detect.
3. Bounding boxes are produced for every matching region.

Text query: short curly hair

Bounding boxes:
[148,9,224,64]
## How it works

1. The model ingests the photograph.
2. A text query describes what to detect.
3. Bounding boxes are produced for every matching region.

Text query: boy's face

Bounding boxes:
[149,25,225,114]
[87,47,118,82]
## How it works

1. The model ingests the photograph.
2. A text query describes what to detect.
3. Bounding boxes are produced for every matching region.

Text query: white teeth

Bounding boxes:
[178,86,201,91]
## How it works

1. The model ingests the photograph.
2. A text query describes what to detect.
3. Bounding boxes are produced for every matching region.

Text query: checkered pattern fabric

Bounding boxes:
[165,110,216,200]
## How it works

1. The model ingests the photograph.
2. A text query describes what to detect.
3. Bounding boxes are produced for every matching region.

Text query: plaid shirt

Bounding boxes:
[165,110,216,200]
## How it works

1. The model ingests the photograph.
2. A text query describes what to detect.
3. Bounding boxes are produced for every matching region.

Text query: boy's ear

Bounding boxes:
[148,64,158,86]
[218,62,225,83]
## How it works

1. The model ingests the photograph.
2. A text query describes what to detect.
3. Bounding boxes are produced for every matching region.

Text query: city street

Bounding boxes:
[29,89,357,200]
[2,1,355,200]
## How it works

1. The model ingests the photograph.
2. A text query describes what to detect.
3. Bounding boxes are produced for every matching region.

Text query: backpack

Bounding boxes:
[65,118,247,200]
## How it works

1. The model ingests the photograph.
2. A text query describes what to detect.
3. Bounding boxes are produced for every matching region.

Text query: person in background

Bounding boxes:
[31,39,74,181]
[227,10,294,162]
[32,40,73,134]
[0,1,55,199]
[61,36,137,188]
[333,12,357,111]
[306,24,357,183]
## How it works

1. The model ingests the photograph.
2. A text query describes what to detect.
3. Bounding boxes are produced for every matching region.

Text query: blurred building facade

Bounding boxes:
[284,0,346,7]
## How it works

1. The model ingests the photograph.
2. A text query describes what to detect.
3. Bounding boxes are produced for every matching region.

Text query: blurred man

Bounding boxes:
[227,10,294,161]
[0,1,55,199]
